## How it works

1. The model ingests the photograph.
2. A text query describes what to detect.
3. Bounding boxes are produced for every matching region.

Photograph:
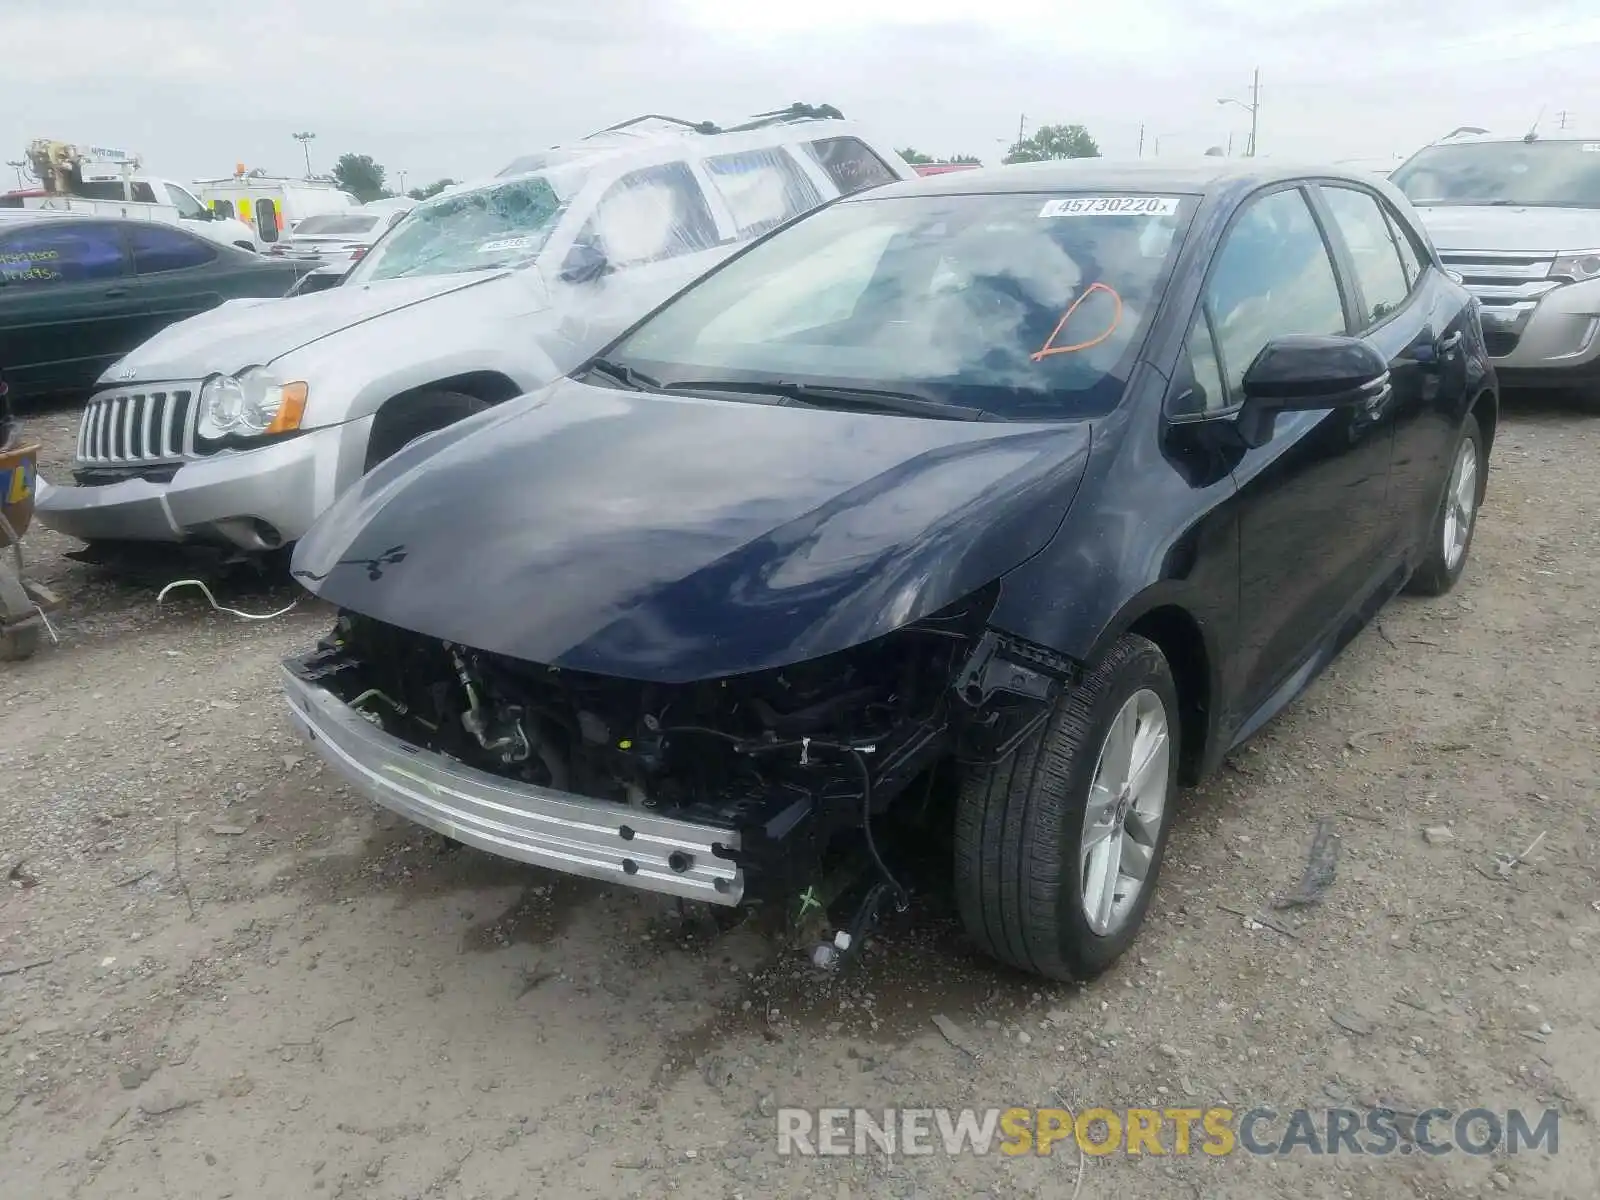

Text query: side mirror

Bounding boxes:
[287,269,345,298]
[559,240,611,284]
[1235,335,1389,448]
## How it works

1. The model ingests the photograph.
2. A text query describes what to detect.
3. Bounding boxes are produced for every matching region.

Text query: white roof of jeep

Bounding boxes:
[494,109,891,180]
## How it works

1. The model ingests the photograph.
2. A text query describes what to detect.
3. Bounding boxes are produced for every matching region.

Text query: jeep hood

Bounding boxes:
[105,270,529,383]
[1414,204,1600,254]
[291,377,1093,682]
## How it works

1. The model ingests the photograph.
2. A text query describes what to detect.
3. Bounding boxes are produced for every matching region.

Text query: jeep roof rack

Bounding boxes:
[588,102,845,140]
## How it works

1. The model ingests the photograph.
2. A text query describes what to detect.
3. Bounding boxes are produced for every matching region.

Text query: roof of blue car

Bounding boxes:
[859,157,1384,200]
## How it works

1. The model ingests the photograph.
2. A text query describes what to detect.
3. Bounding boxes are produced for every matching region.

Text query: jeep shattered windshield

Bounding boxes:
[345,175,569,282]
[1392,140,1600,208]
[606,191,1194,419]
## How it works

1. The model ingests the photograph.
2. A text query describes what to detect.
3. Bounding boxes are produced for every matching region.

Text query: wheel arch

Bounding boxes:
[1469,385,1498,459]
[1075,594,1219,786]
[378,370,527,413]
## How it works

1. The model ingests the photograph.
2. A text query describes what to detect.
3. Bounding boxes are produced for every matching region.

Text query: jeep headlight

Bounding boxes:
[197,369,308,440]
[1550,250,1600,283]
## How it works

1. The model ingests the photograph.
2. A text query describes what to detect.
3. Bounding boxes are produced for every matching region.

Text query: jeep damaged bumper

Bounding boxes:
[281,664,745,904]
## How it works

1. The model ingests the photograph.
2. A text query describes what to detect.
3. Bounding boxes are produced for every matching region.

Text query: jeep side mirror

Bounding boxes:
[560,240,611,284]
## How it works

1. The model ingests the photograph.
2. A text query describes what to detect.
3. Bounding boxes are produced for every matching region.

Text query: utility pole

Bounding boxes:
[293,131,316,178]
[1556,109,1572,130]
[1218,68,1262,157]
[398,169,408,195]
[1137,124,1145,158]
[1018,113,1028,147]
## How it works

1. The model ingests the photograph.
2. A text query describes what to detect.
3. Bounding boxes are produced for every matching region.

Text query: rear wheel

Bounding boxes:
[1405,412,1484,597]
[955,634,1179,981]
[364,390,488,472]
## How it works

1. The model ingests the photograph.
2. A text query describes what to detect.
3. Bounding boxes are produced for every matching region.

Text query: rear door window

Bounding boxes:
[128,225,217,274]
[703,148,824,238]
[256,198,280,242]
[1319,186,1412,326]
[803,138,900,195]
[0,224,128,285]
[575,162,719,268]
[1383,208,1426,287]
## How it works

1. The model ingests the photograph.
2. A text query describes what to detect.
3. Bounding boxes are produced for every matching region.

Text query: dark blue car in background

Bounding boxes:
[281,158,1495,982]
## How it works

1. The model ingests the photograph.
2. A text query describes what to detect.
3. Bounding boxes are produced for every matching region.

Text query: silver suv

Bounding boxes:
[35,109,914,552]
[1392,130,1600,395]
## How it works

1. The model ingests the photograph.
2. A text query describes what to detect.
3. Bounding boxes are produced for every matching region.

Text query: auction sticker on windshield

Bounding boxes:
[477,235,538,253]
[1039,196,1181,218]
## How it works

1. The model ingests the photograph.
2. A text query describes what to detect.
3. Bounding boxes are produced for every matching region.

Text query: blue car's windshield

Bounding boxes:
[606,190,1196,420]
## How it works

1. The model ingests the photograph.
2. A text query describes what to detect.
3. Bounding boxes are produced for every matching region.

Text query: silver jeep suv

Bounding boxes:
[1392,130,1600,396]
[35,108,914,551]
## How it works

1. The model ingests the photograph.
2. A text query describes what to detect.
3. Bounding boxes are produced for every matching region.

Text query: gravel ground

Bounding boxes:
[1,398,1597,1200]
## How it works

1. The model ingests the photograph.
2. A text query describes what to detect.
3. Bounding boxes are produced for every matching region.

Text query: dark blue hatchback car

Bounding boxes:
[284,158,1495,981]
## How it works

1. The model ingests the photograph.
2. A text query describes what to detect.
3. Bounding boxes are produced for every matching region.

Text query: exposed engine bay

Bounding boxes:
[285,590,1072,899]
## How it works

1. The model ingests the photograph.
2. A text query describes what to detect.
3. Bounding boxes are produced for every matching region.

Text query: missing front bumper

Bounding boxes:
[281,665,745,904]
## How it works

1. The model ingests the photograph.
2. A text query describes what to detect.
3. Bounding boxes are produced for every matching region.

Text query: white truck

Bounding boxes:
[7,140,260,252]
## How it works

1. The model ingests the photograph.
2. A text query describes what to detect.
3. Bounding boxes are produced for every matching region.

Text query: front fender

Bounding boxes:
[277,322,559,431]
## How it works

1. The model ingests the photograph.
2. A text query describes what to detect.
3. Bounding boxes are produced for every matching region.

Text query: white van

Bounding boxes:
[193,175,360,247]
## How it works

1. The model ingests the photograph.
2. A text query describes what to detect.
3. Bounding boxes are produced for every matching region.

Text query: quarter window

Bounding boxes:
[804,137,899,195]
[128,225,216,274]
[1206,188,1347,393]
[573,162,719,269]
[1171,311,1229,416]
[703,148,824,237]
[0,224,127,285]
[1321,186,1411,326]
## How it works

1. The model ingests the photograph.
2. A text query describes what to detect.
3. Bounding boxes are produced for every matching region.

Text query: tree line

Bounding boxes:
[900,122,1100,168]
[330,153,454,203]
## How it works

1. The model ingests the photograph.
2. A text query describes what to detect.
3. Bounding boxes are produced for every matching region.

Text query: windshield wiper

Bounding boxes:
[664,380,986,421]
[584,357,663,391]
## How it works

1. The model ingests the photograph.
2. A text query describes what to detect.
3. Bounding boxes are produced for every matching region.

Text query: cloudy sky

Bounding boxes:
[7,0,1600,189]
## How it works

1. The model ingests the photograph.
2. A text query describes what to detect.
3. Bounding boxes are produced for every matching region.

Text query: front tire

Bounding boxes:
[1405,412,1484,597]
[364,390,488,472]
[955,634,1179,981]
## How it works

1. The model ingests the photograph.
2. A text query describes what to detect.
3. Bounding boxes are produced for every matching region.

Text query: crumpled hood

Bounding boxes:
[292,377,1093,682]
[105,270,524,383]
[1414,205,1600,255]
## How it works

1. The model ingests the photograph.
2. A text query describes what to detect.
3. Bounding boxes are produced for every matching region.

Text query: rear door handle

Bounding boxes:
[104,287,131,298]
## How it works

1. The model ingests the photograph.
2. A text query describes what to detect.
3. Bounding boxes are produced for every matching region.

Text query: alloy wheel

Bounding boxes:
[1442,436,1479,571]
[1079,688,1171,936]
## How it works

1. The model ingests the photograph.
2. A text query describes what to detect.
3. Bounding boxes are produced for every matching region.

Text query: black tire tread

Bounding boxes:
[954,634,1171,981]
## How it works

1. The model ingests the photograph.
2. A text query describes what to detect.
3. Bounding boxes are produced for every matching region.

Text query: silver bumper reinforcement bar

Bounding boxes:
[282,665,745,904]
